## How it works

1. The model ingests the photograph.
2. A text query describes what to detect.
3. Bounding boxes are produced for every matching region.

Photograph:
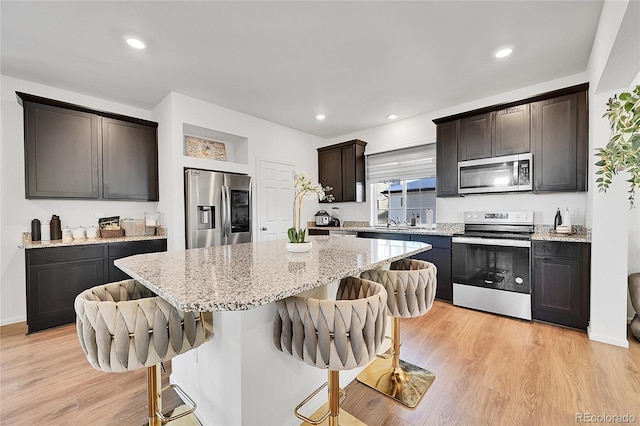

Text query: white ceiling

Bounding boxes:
[1,1,604,139]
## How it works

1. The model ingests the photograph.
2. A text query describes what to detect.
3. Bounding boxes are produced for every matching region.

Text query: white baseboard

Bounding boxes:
[587,325,630,348]
[0,315,25,326]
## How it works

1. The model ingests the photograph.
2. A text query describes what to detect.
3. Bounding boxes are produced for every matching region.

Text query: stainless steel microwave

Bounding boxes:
[458,153,532,194]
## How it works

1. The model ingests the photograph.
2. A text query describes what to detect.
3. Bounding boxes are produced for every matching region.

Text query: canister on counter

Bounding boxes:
[31,219,41,241]
[50,215,62,240]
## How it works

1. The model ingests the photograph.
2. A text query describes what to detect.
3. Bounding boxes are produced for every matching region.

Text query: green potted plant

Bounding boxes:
[287,172,333,252]
[595,84,640,207]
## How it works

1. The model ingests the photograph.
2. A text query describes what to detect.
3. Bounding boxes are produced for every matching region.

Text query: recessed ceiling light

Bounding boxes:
[388,114,398,120]
[495,48,512,58]
[126,38,146,50]
[316,114,326,120]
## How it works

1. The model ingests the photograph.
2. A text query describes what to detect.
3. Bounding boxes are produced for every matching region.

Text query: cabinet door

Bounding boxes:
[495,105,530,156]
[318,147,343,201]
[532,93,587,192]
[411,236,451,300]
[341,143,366,202]
[107,239,167,282]
[102,117,159,200]
[458,113,492,161]
[26,246,105,333]
[533,256,584,328]
[436,121,458,197]
[24,102,99,199]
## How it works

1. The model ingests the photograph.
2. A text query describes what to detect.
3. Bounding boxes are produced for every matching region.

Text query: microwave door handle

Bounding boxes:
[513,160,519,187]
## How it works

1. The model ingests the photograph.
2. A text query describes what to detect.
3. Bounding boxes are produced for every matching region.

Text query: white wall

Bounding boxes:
[627,70,640,321]
[330,72,590,226]
[586,0,638,347]
[0,75,159,325]
[153,92,326,252]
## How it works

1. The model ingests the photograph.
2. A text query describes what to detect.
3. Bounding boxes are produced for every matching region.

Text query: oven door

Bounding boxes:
[452,237,531,293]
[451,236,531,320]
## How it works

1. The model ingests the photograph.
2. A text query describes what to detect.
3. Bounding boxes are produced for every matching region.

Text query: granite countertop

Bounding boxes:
[308,221,591,242]
[20,232,167,249]
[308,222,462,237]
[115,236,431,312]
[530,232,591,243]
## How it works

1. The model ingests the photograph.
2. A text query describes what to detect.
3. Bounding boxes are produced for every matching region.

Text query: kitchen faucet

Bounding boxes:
[387,218,400,229]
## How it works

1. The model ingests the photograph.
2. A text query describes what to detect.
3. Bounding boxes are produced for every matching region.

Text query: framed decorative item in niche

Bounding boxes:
[184,136,227,160]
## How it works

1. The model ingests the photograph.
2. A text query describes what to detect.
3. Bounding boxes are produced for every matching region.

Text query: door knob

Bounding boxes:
[261,227,268,231]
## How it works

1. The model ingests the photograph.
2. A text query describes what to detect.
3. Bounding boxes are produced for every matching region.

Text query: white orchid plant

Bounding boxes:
[288,172,334,243]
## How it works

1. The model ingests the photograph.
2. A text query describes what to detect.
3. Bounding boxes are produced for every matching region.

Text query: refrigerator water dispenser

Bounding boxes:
[198,206,215,229]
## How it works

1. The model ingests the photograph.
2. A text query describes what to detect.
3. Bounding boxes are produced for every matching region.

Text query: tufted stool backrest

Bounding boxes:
[75,279,209,373]
[273,276,387,371]
[361,259,437,318]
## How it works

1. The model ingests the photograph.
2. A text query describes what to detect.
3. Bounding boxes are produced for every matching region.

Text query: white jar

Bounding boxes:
[62,227,74,243]
[73,226,86,240]
[86,226,98,239]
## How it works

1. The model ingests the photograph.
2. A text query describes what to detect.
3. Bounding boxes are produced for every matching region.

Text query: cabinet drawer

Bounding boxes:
[107,239,167,257]
[27,245,105,266]
[533,241,583,258]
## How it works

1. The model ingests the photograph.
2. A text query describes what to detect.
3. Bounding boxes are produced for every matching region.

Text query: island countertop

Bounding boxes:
[115,235,431,312]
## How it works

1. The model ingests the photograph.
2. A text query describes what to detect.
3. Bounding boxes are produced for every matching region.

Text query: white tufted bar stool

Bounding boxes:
[75,279,212,426]
[357,259,437,408]
[273,276,387,426]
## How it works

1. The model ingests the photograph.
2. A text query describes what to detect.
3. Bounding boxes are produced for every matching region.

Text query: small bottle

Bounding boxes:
[410,213,416,226]
[553,208,563,231]
[31,219,41,242]
[563,208,572,230]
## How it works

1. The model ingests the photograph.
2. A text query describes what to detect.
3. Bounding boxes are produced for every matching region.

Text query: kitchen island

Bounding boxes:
[115,235,430,425]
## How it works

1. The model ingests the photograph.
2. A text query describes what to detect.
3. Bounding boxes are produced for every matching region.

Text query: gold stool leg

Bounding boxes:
[356,317,435,409]
[299,370,366,426]
[148,365,162,426]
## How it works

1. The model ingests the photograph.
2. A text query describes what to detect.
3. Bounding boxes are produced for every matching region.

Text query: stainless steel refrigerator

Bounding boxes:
[185,169,252,248]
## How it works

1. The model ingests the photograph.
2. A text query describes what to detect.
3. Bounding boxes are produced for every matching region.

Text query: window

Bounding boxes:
[367,144,436,227]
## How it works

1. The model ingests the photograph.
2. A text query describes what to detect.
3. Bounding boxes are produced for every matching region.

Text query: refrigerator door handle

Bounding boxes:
[223,185,232,244]
[220,185,227,244]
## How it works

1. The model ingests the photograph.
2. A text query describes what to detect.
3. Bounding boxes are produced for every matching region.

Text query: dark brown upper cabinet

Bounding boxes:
[436,120,459,197]
[532,92,588,192]
[18,92,159,201]
[318,139,367,202]
[102,118,158,200]
[433,83,588,196]
[494,104,531,156]
[458,112,492,161]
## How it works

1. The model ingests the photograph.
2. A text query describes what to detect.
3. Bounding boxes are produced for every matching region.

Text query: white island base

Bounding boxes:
[171,282,373,426]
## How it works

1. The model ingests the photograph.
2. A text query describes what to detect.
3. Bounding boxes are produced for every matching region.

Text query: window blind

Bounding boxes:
[366,143,436,183]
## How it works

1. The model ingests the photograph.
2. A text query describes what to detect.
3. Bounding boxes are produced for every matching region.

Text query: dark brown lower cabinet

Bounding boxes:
[356,232,452,302]
[25,239,166,333]
[532,241,590,330]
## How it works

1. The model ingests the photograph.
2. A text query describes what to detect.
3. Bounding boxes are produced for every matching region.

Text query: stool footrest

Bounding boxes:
[294,382,346,425]
[156,384,197,423]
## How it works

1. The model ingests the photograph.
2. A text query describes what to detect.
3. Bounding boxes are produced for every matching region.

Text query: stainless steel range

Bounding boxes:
[452,211,533,320]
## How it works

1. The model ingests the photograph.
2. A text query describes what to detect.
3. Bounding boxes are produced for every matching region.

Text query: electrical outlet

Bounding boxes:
[570,210,578,218]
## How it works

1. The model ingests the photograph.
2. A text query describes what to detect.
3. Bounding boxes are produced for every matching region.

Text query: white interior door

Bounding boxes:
[256,158,294,241]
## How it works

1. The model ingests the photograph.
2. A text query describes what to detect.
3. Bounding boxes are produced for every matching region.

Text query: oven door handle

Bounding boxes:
[452,237,531,248]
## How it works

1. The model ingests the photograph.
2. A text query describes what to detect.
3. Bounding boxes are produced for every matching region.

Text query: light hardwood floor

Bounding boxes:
[1,301,639,425]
